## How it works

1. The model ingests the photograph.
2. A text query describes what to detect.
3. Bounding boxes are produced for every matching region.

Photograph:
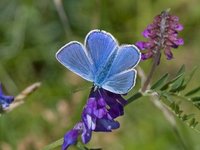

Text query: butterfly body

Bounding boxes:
[94,50,117,87]
[56,30,141,94]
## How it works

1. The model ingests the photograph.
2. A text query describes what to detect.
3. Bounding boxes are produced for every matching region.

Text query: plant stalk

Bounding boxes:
[141,51,161,92]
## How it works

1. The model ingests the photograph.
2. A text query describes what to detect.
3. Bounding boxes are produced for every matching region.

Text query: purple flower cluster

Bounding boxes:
[136,10,184,60]
[0,83,14,111]
[62,88,126,150]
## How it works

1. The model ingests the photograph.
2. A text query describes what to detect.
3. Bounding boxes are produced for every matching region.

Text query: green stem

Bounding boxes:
[141,52,161,92]
[126,51,161,106]
[126,92,143,106]
[42,138,91,150]
[53,0,72,39]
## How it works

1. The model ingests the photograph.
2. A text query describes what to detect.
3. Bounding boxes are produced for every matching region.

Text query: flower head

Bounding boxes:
[136,9,184,61]
[62,88,126,150]
[0,83,14,111]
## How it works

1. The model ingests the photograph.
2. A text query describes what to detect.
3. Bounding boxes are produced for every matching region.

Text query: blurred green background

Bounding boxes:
[0,0,200,150]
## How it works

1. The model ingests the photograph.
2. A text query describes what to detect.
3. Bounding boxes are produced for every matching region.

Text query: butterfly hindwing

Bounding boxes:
[56,41,93,82]
[101,45,140,94]
[108,45,141,77]
[102,69,136,94]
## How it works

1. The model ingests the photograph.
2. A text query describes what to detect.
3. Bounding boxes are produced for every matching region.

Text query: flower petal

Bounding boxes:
[142,29,151,38]
[94,118,120,132]
[81,126,92,144]
[164,47,173,60]
[62,129,79,150]
[135,41,146,50]
[0,84,14,110]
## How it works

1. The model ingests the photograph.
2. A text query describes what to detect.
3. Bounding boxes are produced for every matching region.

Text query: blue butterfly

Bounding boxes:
[56,30,141,94]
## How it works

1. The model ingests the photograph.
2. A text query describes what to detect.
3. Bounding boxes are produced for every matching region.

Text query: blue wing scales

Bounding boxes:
[102,70,136,94]
[85,30,118,74]
[102,45,141,94]
[56,41,93,82]
[107,45,141,77]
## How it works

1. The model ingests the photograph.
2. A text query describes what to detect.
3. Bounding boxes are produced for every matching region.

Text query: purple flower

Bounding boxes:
[0,83,14,111]
[62,122,83,150]
[62,88,126,150]
[136,9,184,61]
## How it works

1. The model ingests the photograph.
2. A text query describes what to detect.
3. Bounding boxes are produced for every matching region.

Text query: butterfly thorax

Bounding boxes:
[93,51,117,87]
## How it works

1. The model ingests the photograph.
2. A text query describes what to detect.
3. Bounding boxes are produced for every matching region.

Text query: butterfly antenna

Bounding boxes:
[72,84,92,93]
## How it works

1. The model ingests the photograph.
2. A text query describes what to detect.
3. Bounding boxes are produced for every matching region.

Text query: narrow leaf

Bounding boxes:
[193,122,199,128]
[191,97,200,102]
[126,92,143,105]
[184,66,198,86]
[185,86,200,96]
[189,118,196,127]
[174,103,180,114]
[169,75,185,92]
[161,73,184,91]
[176,65,185,76]
[190,97,200,109]
[43,138,63,150]
[181,114,194,121]
[170,73,184,84]
[77,142,90,150]
[170,102,176,110]
[161,92,173,103]
[160,95,200,134]
[151,73,169,90]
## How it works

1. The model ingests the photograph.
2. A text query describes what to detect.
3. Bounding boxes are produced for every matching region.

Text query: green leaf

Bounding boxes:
[191,97,200,102]
[180,66,198,91]
[151,73,169,90]
[174,103,180,114]
[185,86,200,97]
[170,72,185,84]
[77,142,90,150]
[184,66,198,86]
[160,72,185,91]
[161,92,173,103]
[189,118,196,127]
[126,92,143,105]
[188,97,200,110]
[192,121,199,128]
[176,65,185,76]
[170,102,176,110]
[169,75,185,92]
[169,101,184,116]
[42,139,91,150]
[154,90,200,134]
[181,114,194,121]
[191,97,200,108]
[43,138,63,150]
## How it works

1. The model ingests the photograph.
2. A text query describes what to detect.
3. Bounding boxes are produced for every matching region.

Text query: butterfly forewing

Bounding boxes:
[85,30,118,76]
[56,41,94,82]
